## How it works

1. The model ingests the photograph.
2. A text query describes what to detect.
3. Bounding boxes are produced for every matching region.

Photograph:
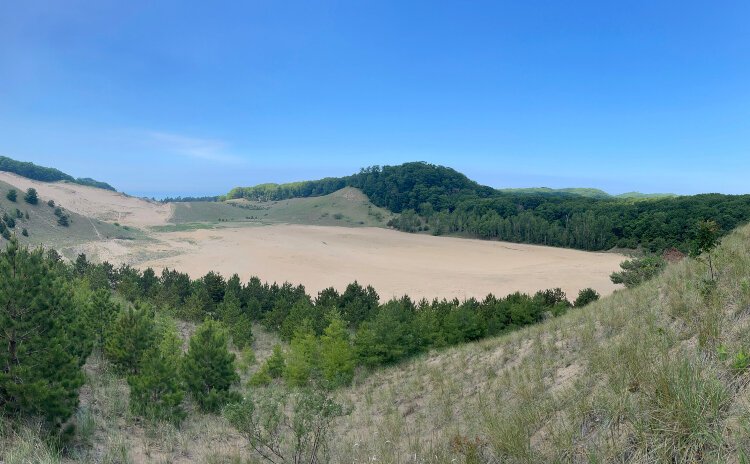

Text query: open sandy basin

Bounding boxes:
[137,224,625,301]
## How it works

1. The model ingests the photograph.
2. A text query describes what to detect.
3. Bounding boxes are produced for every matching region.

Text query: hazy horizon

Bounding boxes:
[2,1,748,197]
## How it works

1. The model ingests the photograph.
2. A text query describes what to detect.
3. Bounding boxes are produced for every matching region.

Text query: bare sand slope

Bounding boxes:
[0,172,171,226]
[138,224,625,300]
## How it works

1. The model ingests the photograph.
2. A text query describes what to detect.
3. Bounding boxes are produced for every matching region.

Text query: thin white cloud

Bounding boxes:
[147,131,245,164]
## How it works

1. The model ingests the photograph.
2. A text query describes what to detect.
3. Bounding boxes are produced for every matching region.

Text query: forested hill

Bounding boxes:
[0,155,116,191]
[226,162,750,252]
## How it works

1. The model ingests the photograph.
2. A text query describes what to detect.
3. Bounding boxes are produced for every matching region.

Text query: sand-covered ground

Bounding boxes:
[0,172,171,227]
[0,174,625,300]
[134,224,625,300]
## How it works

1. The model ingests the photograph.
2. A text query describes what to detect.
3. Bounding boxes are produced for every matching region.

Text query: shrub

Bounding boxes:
[6,189,17,202]
[23,188,38,205]
[574,288,600,307]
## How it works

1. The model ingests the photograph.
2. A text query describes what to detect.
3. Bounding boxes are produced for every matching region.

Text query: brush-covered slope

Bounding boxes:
[0,179,139,255]
[329,222,750,462]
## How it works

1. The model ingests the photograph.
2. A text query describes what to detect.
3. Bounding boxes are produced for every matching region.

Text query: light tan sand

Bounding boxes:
[0,172,172,226]
[137,224,625,301]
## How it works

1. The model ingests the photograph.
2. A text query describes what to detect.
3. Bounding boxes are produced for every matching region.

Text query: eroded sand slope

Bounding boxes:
[0,172,171,226]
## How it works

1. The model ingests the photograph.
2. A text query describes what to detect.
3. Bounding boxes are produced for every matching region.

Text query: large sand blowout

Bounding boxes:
[139,224,626,301]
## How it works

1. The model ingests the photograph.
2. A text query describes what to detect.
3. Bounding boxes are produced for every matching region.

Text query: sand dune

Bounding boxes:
[0,172,171,227]
[0,172,624,299]
[137,224,625,301]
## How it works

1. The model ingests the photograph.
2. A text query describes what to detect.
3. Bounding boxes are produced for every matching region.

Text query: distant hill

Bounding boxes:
[226,161,750,252]
[0,155,116,191]
[499,187,677,199]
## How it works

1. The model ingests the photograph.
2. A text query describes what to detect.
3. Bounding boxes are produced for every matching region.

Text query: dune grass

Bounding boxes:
[169,187,393,228]
[4,223,750,463]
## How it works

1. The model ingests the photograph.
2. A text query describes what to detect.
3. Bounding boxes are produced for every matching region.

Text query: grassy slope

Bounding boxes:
[0,179,138,256]
[6,223,750,463]
[166,186,393,229]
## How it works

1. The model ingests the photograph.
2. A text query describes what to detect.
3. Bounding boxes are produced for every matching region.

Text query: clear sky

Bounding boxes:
[1,1,748,198]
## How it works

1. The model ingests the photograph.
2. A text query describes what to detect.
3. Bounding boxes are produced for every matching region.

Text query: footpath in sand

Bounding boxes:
[137,224,625,301]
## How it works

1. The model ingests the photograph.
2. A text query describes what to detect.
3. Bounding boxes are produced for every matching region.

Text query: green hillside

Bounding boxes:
[165,186,392,229]
[0,155,116,191]
[226,162,750,252]
[0,179,137,255]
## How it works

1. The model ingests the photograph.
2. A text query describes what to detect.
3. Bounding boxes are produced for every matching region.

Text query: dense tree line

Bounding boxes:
[0,237,599,456]
[73,252,597,387]
[0,155,116,191]
[225,162,750,252]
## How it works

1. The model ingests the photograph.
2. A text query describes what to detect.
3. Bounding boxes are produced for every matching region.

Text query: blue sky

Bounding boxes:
[1,1,748,198]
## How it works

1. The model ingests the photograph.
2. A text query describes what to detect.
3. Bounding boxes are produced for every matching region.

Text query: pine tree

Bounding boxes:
[128,324,185,423]
[0,238,84,430]
[284,322,320,387]
[85,289,120,353]
[320,313,355,387]
[104,303,156,375]
[23,188,38,205]
[217,290,253,349]
[6,189,16,202]
[182,320,239,412]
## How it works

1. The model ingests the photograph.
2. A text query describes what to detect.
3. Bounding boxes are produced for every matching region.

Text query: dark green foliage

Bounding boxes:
[14,208,22,219]
[2,213,15,229]
[610,256,666,288]
[23,188,38,205]
[182,320,240,412]
[574,288,600,307]
[104,303,156,375]
[6,189,16,202]
[355,298,422,367]
[74,253,89,277]
[203,271,226,304]
[47,199,55,207]
[0,238,85,430]
[0,155,115,190]
[21,228,28,237]
[57,215,69,227]
[84,289,120,351]
[217,290,254,349]
[128,326,185,423]
[227,162,750,252]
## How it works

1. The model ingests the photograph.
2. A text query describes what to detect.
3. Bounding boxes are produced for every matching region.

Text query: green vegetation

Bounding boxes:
[227,162,750,252]
[610,255,667,288]
[182,320,240,412]
[0,179,138,252]
[0,155,116,191]
[0,238,85,434]
[23,188,38,205]
[6,189,16,202]
[169,186,392,228]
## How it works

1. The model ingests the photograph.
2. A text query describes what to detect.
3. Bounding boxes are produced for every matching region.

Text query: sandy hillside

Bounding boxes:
[137,224,625,300]
[0,172,171,227]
